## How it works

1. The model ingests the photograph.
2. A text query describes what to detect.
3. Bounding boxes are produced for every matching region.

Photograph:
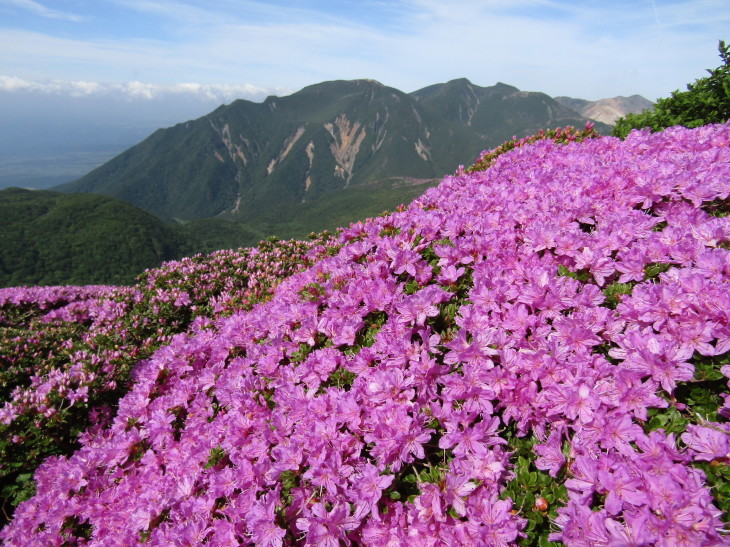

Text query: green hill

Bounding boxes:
[0,188,194,287]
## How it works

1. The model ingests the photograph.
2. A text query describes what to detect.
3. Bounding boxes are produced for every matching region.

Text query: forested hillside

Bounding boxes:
[0,188,193,287]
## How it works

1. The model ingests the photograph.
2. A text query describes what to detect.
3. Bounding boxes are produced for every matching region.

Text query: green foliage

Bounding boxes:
[387,444,451,505]
[352,311,389,349]
[204,446,229,469]
[325,367,358,391]
[501,428,568,545]
[613,40,730,138]
[696,459,730,520]
[290,342,315,364]
[702,197,730,218]
[602,281,634,309]
[0,188,194,288]
[556,264,591,282]
[644,262,672,280]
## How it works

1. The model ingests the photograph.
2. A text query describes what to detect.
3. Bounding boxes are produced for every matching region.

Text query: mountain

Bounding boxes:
[0,80,285,191]
[411,78,606,143]
[554,94,654,125]
[56,78,611,224]
[0,188,196,287]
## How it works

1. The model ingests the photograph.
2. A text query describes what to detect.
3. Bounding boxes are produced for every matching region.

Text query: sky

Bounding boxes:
[0,0,728,104]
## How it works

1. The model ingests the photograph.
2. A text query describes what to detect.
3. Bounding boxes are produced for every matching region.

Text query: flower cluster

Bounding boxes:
[462,122,600,174]
[2,124,730,545]
[0,284,119,326]
[0,234,336,516]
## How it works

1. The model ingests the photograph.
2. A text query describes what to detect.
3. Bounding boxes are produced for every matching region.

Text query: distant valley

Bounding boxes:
[0,88,236,190]
[0,149,128,191]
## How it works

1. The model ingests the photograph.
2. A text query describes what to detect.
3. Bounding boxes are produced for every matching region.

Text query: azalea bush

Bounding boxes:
[1,123,728,545]
[464,122,600,174]
[0,234,336,522]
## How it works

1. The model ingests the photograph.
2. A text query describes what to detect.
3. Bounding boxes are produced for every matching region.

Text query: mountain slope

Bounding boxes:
[56,78,608,223]
[0,188,195,287]
[554,94,654,125]
[58,80,488,222]
[411,78,613,143]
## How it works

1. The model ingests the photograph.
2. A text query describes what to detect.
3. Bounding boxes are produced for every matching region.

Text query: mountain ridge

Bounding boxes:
[554,94,654,125]
[56,78,615,224]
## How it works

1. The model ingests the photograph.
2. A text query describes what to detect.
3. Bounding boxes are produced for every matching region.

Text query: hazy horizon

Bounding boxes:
[0,82,254,189]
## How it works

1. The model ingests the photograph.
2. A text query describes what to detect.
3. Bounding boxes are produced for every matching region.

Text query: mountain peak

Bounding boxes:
[444,77,474,86]
[554,94,654,125]
[299,78,387,94]
[353,78,385,86]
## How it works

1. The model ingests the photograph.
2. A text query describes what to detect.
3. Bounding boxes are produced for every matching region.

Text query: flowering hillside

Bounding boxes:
[2,124,730,545]
[0,237,336,519]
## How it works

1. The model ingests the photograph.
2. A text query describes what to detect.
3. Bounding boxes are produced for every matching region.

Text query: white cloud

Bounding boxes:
[0,75,290,103]
[0,76,105,96]
[0,75,32,91]
[3,0,86,22]
[0,1,727,101]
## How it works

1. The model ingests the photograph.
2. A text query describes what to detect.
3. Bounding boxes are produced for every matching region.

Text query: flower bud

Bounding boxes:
[534,496,549,512]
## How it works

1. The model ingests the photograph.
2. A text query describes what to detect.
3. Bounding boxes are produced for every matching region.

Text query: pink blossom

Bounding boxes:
[681,424,730,461]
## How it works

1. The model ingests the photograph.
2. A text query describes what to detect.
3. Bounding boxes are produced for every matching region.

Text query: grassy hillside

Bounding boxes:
[218,176,441,241]
[0,188,194,287]
[0,176,439,288]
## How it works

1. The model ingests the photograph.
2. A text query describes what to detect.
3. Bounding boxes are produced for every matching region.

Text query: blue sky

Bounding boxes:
[0,0,728,101]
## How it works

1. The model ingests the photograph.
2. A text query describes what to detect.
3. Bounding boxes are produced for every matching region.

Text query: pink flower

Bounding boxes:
[598,466,646,515]
[534,429,566,478]
[439,415,504,457]
[436,264,466,285]
[681,424,730,461]
[444,473,478,516]
[352,463,394,520]
[396,285,451,326]
[296,502,358,546]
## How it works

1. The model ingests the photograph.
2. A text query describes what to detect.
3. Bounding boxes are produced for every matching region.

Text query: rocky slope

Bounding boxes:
[555,94,654,125]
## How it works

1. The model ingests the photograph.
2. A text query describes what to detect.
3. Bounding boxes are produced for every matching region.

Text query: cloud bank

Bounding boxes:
[0,0,728,101]
[0,75,290,103]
